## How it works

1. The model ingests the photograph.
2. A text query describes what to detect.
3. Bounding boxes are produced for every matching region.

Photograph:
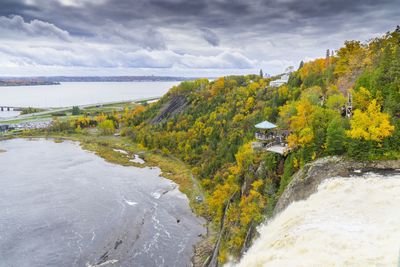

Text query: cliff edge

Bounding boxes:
[273,156,400,216]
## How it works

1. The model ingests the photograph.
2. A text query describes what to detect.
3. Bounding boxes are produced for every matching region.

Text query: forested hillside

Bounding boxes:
[121,27,400,263]
[51,27,400,264]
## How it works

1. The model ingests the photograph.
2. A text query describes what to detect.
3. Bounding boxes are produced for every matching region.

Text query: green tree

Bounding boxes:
[325,119,346,155]
[72,106,81,115]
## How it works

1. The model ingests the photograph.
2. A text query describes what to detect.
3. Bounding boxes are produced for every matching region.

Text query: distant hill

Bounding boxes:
[0,79,60,86]
[0,76,211,84]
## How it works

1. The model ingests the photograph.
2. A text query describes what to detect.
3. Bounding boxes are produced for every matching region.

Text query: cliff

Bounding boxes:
[274,156,400,215]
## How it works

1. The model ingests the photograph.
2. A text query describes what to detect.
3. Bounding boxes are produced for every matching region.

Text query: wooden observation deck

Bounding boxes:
[252,121,291,155]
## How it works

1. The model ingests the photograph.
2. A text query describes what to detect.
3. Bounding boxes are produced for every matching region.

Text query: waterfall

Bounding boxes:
[232,173,400,267]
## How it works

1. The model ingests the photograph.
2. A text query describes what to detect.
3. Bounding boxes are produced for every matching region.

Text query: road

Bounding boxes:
[0,96,161,123]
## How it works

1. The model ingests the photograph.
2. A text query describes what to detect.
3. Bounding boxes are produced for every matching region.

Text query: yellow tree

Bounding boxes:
[282,98,316,148]
[347,99,394,142]
[353,87,372,110]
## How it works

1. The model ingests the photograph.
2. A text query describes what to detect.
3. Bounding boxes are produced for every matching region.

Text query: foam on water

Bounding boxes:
[130,154,145,164]
[233,173,400,267]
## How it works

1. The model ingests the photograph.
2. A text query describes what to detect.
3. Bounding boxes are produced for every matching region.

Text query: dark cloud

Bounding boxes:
[4,0,397,40]
[0,0,38,17]
[0,0,398,75]
[201,28,220,46]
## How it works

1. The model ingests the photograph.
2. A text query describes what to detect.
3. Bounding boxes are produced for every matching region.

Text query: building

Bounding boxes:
[0,125,10,132]
[269,74,289,88]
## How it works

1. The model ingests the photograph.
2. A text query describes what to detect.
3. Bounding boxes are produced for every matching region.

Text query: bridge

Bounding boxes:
[0,107,22,112]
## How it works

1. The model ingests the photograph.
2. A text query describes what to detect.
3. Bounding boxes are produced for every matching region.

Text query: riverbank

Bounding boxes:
[4,131,215,266]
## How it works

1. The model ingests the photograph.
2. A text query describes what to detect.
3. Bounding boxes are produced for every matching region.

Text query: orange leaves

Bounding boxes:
[210,77,225,96]
[299,58,328,80]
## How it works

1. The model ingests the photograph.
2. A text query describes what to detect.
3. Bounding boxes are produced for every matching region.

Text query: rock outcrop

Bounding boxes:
[274,156,400,215]
[150,95,188,124]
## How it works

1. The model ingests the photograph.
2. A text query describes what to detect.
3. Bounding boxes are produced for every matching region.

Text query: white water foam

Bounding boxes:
[129,154,145,164]
[124,200,138,206]
[233,173,400,267]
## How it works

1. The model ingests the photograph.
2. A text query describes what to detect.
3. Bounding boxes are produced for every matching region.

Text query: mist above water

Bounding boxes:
[233,173,400,267]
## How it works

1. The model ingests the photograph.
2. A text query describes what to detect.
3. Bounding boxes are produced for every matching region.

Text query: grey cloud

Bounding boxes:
[0,42,254,69]
[4,0,399,34]
[97,21,166,50]
[141,28,167,50]
[201,28,220,46]
[0,0,399,75]
[0,15,70,40]
[0,0,38,17]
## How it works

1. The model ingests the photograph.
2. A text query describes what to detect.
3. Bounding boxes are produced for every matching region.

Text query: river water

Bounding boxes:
[234,172,400,267]
[0,139,205,267]
[0,82,179,108]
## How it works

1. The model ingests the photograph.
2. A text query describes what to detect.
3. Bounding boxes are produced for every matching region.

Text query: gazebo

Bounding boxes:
[253,120,291,155]
[254,121,278,141]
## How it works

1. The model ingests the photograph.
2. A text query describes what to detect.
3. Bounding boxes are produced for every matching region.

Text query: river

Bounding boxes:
[0,138,205,267]
[234,172,400,267]
[0,82,179,108]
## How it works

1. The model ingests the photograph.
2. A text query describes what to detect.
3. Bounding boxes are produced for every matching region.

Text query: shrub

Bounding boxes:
[98,119,115,135]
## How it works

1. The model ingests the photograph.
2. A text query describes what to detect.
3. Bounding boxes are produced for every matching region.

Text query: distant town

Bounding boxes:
[0,76,206,86]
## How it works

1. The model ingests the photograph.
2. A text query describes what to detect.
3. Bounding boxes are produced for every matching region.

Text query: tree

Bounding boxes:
[325,119,346,155]
[72,106,80,115]
[346,99,394,142]
[298,60,304,70]
[326,94,346,111]
[353,87,373,110]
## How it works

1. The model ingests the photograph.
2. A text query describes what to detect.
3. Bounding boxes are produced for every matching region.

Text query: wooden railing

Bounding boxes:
[255,132,276,141]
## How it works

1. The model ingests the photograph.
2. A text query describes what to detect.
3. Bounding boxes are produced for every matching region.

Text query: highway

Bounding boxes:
[0,96,161,122]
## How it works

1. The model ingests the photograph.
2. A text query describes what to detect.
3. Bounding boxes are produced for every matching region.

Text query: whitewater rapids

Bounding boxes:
[234,173,400,267]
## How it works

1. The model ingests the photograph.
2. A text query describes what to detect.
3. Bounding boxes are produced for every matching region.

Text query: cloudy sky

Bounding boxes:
[0,0,398,77]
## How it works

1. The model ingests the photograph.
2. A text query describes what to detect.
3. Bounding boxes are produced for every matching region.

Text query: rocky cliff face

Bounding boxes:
[150,95,188,124]
[274,156,400,215]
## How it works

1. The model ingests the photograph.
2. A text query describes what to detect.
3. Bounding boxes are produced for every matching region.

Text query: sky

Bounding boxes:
[0,0,398,77]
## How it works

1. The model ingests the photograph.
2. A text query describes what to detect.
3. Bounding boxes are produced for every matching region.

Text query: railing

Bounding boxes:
[255,132,276,141]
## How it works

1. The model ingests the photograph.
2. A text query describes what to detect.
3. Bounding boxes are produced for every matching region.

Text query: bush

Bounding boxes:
[98,119,115,135]
[51,111,67,117]
[20,107,43,115]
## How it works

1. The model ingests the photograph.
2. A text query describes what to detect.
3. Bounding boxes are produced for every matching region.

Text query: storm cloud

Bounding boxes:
[201,28,220,47]
[0,0,398,76]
